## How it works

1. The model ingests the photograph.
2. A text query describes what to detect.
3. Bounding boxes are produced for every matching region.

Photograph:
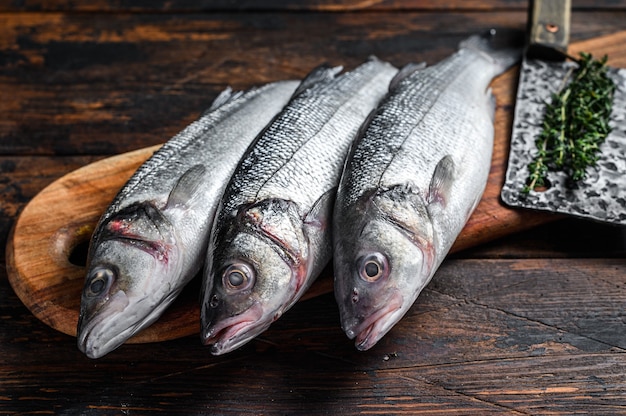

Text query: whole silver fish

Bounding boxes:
[201,58,398,355]
[77,81,298,359]
[333,32,521,350]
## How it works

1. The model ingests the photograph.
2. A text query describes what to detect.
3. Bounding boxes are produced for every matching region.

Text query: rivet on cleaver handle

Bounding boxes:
[527,0,571,61]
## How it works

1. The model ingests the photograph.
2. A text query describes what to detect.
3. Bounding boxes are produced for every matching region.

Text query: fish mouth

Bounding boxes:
[344,290,404,351]
[77,290,132,359]
[77,290,175,359]
[202,302,267,355]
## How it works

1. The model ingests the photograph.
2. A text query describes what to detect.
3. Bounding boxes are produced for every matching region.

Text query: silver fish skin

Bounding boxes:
[201,58,398,355]
[77,80,298,359]
[333,32,522,351]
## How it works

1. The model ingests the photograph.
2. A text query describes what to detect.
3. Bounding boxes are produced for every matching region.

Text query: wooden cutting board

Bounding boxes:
[6,32,625,344]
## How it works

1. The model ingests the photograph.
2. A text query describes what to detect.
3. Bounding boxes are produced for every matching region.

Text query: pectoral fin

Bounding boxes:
[304,188,336,230]
[302,189,336,271]
[428,155,455,207]
[166,164,207,209]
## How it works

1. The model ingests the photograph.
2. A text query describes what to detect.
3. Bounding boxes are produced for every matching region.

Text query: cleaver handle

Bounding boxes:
[527,0,571,60]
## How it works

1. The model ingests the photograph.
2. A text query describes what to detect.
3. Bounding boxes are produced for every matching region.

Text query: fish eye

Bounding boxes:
[357,252,389,283]
[222,262,255,291]
[86,267,115,297]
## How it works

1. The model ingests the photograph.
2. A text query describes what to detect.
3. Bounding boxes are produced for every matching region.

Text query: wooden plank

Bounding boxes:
[3,11,626,155]
[2,0,626,13]
[1,258,624,413]
[459,217,626,259]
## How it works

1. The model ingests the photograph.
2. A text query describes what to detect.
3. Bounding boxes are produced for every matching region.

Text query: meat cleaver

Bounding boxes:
[500,0,626,225]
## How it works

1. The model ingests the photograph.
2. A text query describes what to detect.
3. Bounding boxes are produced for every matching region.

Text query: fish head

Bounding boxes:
[334,185,436,351]
[201,229,299,355]
[77,203,181,359]
[202,198,315,354]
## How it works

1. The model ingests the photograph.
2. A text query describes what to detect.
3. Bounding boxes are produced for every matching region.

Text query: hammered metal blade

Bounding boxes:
[501,58,626,225]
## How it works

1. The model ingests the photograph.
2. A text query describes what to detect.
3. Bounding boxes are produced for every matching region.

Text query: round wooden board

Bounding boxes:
[4,144,336,343]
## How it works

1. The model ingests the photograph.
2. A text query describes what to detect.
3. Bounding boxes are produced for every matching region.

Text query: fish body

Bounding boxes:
[333,32,521,350]
[77,81,298,358]
[202,59,398,355]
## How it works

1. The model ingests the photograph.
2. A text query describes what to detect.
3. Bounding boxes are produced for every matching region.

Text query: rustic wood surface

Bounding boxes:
[1,1,626,415]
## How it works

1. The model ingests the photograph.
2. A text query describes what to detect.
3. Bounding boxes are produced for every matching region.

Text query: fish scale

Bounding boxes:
[76,80,298,359]
[201,58,398,355]
[219,64,395,216]
[333,32,522,351]
[342,49,500,212]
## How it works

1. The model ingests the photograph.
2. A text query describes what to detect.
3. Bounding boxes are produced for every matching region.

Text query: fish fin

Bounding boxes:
[427,155,455,207]
[365,55,389,65]
[291,65,343,98]
[165,164,207,209]
[202,87,244,115]
[303,189,335,270]
[459,29,523,73]
[304,188,336,229]
[486,87,496,121]
[389,62,427,91]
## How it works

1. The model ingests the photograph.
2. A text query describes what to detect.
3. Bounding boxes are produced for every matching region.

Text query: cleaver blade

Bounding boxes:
[500,0,626,225]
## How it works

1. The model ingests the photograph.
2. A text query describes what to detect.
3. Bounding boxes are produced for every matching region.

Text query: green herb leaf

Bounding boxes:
[522,52,616,194]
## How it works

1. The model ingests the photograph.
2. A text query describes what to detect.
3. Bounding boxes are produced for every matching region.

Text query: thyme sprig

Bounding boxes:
[523,52,616,194]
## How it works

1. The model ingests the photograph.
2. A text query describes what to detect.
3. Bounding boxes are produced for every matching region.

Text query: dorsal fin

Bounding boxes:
[203,87,244,115]
[291,65,343,98]
[388,62,427,91]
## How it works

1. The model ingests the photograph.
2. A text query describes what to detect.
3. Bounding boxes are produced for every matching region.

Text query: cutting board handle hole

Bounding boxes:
[68,240,89,267]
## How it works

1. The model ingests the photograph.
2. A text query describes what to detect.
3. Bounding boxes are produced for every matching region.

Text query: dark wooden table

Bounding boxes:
[2,1,626,414]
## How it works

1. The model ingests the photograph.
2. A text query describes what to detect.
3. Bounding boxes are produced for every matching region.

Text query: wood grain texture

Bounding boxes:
[2,0,626,12]
[2,11,626,156]
[1,4,626,415]
[6,27,626,347]
[5,27,626,344]
[1,258,624,414]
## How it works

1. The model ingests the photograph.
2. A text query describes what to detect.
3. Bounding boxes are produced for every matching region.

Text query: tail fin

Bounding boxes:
[459,29,524,73]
